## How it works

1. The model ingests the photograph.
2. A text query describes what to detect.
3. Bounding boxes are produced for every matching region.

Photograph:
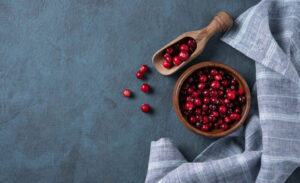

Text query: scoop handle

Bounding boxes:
[205,12,233,37]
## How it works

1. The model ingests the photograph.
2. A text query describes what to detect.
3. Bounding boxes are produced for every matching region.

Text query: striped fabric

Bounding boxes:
[145,0,300,182]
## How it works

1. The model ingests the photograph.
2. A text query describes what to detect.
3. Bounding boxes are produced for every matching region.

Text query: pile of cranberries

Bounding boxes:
[162,38,196,69]
[123,65,151,113]
[179,67,246,131]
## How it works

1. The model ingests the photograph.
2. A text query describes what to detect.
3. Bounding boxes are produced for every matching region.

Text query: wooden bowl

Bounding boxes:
[173,62,251,137]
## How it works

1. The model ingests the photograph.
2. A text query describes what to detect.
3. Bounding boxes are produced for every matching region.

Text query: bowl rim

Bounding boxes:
[173,61,251,137]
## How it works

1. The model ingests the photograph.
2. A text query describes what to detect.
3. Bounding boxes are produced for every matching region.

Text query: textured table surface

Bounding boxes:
[1,0,299,182]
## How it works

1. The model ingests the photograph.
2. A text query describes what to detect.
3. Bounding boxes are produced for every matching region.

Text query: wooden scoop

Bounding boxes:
[152,12,233,75]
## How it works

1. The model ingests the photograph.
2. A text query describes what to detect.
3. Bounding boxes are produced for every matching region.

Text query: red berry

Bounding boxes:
[221,80,228,86]
[192,91,199,98]
[180,44,189,51]
[185,102,194,110]
[140,65,148,73]
[203,89,209,97]
[229,113,237,120]
[190,116,196,123]
[238,88,245,96]
[195,108,201,114]
[163,60,172,68]
[202,104,208,111]
[136,71,144,79]
[212,111,219,117]
[227,91,236,100]
[211,81,220,89]
[203,116,209,123]
[238,96,246,104]
[173,56,182,66]
[218,105,227,114]
[214,74,222,81]
[210,69,217,76]
[199,75,207,82]
[166,47,174,55]
[178,50,189,61]
[197,83,205,90]
[203,97,210,104]
[187,39,196,47]
[224,116,231,123]
[220,123,228,130]
[224,98,230,104]
[194,98,201,106]
[123,89,131,97]
[235,107,241,114]
[235,113,240,120]
[163,53,173,62]
[141,104,150,113]
[187,87,194,94]
[201,124,209,131]
[141,83,150,93]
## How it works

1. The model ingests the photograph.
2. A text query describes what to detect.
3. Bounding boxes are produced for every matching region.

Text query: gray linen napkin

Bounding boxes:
[145,0,300,182]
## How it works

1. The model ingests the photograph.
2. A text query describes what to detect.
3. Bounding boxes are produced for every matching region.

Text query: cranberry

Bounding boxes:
[224,98,230,104]
[210,90,218,97]
[190,116,196,123]
[180,44,189,51]
[210,97,218,104]
[210,69,218,76]
[211,81,220,89]
[238,96,246,104]
[203,116,209,123]
[235,113,240,120]
[230,85,236,90]
[141,83,150,93]
[194,98,201,106]
[224,116,231,123]
[199,75,207,82]
[229,113,237,120]
[192,91,199,98]
[202,104,208,111]
[201,124,209,131]
[195,122,201,128]
[220,123,228,130]
[140,65,148,73]
[227,91,236,100]
[218,105,227,114]
[203,97,210,104]
[186,96,194,102]
[203,89,209,97]
[195,108,201,114]
[178,50,189,61]
[173,56,182,66]
[163,60,172,68]
[123,89,131,97]
[212,111,219,117]
[231,78,238,85]
[136,71,144,79]
[198,83,205,90]
[235,107,241,114]
[166,47,174,55]
[214,74,222,81]
[163,53,172,62]
[238,88,245,96]
[208,115,216,122]
[141,104,150,113]
[221,80,228,86]
[187,87,194,94]
[218,90,224,96]
[185,102,194,110]
[187,39,196,47]
[226,88,231,93]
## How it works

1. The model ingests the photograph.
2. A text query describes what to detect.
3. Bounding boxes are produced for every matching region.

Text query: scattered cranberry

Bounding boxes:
[123,89,131,97]
[173,56,182,66]
[141,104,150,113]
[140,65,148,73]
[136,71,144,79]
[163,60,172,68]
[141,83,150,93]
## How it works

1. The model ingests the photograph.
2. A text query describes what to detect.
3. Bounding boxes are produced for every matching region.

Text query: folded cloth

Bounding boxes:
[145,0,300,182]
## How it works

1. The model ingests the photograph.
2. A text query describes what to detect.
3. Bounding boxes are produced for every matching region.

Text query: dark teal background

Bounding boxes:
[1,0,299,182]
